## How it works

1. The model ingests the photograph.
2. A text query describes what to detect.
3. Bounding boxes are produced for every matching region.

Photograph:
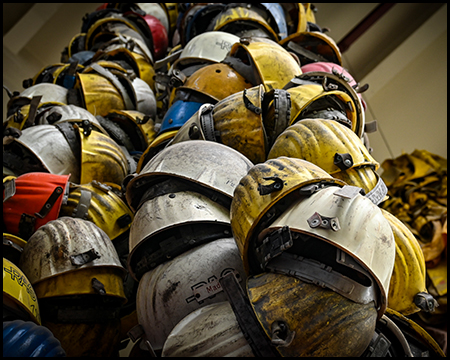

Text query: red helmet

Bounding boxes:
[3,173,70,240]
[143,14,169,61]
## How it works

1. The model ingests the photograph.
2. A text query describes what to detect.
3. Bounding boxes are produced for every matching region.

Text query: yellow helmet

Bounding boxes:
[174,62,253,105]
[268,119,387,204]
[230,157,346,274]
[211,85,268,164]
[18,217,126,302]
[59,180,134,243]
[247,272,377,356]
[286,70,365,138]
[77,125,130,185]
[286,84,361,136]
[280,31,342,66]
[3,233,27,266]
[135,129,178,173]
[225,38,302,92]
[381,209,437,315]
[74,72,125,116]
[3,257,41,325]
[210,5,279,41]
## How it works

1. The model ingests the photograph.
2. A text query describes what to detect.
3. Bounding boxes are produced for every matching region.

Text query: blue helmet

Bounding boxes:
[158,100,203,134]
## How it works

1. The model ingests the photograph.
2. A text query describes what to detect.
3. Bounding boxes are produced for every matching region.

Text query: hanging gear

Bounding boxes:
[223,37,302,92]
[3,257,41,325]
[23,62,84,89]
[136,237,247,350]
[127,191,231,281]
[3,173,70,240]
[230,156,346,274]
[126,140,253,212]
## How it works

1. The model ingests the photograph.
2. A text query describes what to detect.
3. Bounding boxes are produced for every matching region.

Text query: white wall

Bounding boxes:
[361,5,447,164]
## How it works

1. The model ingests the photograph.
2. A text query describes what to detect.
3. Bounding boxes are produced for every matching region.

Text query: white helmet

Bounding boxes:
[128,191,231,281]
[126,140,253,211]
[170,31,240,73]
[258,185,395,318]
[4,125,80,183]
[162,301,253,357]
[137,237,247,350]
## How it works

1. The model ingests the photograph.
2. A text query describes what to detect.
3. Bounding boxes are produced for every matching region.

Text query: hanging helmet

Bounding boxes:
[171,31,240,75]
[85,16,153,63]
[224,37,302,92]
[136,237,247,350]
[136,3,170,35]
[5,83,69,130]
[135,129,178,173]
[286,72,365,138]
[301,61,369,111]
[230,157,346,274]
[285,83,361,136]
[2,125,79,181]
[59,180,133,243]
[208,4,279,41]
[128,191,231,281]
[23,62,85,89]
[36,104,109,135]
[3,320,66,357]
[183,4,227,45]
[267,119,387,204]
[260,3,288,40]
[367,308,446,357]
[3,233,27,266]
[126,140,254,212]
[211,85,268,164]
[73,72,126,116]
[280,31,343,66]
[258,185,395,317]
[158,99,203,135]
[246,271,378,356]
[381,209,437,315]
[3,173,70,240]
[3,258,41,325]
[280,3,308,35]
[103,109,157,150]
[174,62,253,105]
[161,301,254,357]
[142,14,168,60]
[77,125,130,185]
[19,217,126,302]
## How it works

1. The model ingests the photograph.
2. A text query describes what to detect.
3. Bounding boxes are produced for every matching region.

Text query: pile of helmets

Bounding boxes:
[3,3,445,357]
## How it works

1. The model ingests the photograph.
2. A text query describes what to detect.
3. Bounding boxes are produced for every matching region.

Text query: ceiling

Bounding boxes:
[2,3,445,82]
